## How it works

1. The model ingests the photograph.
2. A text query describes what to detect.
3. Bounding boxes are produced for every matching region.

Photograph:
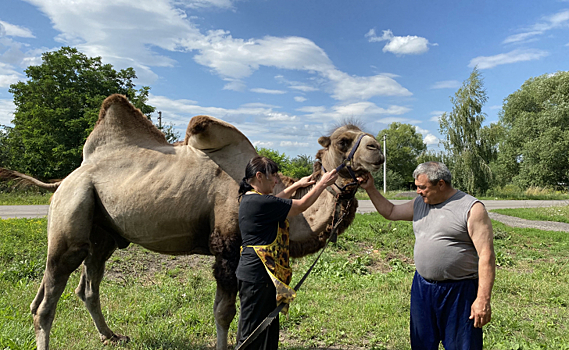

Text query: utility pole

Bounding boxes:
[158,111,162,129]
[383,134,387,193]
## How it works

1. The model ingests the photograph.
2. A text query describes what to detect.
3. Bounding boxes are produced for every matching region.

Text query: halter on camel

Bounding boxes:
[235,134,366,350]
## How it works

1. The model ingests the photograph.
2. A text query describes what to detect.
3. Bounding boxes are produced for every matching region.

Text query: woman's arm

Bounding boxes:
[275,175,315,199]
[287,170,338,217]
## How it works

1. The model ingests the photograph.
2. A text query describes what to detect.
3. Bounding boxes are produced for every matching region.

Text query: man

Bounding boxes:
[359,162,495,350]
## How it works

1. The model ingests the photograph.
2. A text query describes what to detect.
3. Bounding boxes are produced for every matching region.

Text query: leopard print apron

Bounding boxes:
[241,191,296,310]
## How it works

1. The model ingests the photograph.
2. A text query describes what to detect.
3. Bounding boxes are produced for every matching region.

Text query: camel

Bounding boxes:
[3,94,384,350]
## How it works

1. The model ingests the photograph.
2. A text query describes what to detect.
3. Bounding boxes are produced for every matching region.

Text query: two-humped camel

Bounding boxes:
[13,94,384,350]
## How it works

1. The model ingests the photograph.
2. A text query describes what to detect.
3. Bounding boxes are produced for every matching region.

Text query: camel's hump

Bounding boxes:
[185,115,252,151]
[83,94,169,159]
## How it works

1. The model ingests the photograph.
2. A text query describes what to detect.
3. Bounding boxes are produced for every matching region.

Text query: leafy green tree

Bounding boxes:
[286,154,314,179]
[4,47,155,179]
[372,168,408,191]
[256,147,290,172]
[255,147,314,179]
[439,68,495,195]
[374,122,426,189]
[496,71,569,190]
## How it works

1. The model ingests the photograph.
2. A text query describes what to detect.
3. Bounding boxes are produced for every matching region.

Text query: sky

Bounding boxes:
[1,0,568,158]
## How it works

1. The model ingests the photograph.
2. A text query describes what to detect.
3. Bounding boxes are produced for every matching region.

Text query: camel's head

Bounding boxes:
[316,124,384,180]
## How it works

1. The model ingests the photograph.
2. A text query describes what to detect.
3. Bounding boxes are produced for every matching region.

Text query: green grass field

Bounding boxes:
[492,205,569,224]
[0,193,51,205]
[1,214,569,350]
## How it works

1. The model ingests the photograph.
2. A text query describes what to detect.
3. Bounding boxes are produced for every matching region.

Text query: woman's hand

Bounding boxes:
[295,175,316,188]
[319,169,338,187]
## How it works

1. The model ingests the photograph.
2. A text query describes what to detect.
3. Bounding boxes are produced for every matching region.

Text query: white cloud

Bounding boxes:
[23,1,411,101]
[0,74,19,88]
[296,106,326,114]
[0,21,35,38]
[423,134,439,145]
[324,69,411,101]
[280,141,309,147]
[502,31,542,44]
[469,49,548,69]
[333,102,411,117]
[192,32,335,80]
[376,117,411,124]
[176,0,235,10]
[241,102,280,108]
[412,125,439,145]
[265,112,297,121]
[431,80,460,89]
[289,84,318,92]
[253,141,274,148]
[0,99,15,125]
[294,96,307,102]
[430,110,445,122]
[25,0,200,84]
[0,62,22,87]
[503,9,569,44]
[250,88,286,94]
[414,126,429,135]
[365,29,436,55]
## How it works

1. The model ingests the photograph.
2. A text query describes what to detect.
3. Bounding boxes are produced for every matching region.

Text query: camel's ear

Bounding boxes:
[318,136,330,148]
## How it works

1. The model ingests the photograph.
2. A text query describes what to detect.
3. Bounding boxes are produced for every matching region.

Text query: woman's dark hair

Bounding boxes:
[238,156,280,199]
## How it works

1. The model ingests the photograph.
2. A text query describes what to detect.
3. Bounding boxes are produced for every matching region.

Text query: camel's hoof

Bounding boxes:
[102,334,130,346]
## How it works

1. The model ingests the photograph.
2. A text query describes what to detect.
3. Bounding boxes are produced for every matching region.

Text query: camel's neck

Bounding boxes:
[279,164,358,258]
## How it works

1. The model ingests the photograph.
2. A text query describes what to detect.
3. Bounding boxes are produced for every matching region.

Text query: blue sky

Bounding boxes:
[1,0,568,158]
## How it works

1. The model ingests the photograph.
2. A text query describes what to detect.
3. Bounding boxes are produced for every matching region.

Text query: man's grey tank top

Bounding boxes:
[413,190,480,281]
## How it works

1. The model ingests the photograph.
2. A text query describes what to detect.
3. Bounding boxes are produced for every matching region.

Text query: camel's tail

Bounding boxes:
[0,167,61,192]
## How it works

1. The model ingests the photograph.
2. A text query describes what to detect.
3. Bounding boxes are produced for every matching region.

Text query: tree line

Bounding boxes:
[1,48,567,196]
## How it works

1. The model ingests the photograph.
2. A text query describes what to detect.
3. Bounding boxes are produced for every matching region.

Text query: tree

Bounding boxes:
[496,71,569,190]
[256,147,290,172]
[439,68,494,195]
[4,47,155,179]
[255,147,314,179]
[377,122,427,183]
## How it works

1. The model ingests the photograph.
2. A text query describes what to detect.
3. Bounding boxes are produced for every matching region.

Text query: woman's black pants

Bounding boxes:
[236,279,279,350]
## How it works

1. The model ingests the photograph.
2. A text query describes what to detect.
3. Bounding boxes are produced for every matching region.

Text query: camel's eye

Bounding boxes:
[337,139,349,151]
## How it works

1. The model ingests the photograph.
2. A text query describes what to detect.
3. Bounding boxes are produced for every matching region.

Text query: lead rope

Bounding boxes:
[234,195,354,350]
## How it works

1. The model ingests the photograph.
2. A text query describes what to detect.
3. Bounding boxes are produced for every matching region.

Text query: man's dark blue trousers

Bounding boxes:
[410,271,483,350]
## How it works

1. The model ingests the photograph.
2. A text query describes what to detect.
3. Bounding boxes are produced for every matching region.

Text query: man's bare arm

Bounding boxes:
[468,202,496,328]
[358,174,413,221]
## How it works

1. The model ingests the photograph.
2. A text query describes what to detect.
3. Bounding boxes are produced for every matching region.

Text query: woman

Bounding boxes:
[235,156,338,350]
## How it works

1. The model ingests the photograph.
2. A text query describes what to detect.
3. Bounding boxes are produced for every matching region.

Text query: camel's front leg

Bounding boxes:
[210,227,241,350]
[214,284,237,350]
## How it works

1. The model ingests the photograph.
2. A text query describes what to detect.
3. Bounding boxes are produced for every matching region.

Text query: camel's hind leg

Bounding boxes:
[30,175,95,350]
[30,238,90,350]
[75,225,129,344]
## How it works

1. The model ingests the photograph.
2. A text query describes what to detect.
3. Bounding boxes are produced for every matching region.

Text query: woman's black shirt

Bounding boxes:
[236,193,292,283]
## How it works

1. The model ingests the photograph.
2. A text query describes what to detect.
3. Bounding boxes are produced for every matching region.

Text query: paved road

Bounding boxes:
[356,199,569,214]
[2,199,568,219]
[0,205,50,219]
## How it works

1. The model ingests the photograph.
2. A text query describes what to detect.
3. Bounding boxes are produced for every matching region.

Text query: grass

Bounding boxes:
[1,215,569,349]
[0,192,51,205]
[491,205,569,224]
[483,185,569,200]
